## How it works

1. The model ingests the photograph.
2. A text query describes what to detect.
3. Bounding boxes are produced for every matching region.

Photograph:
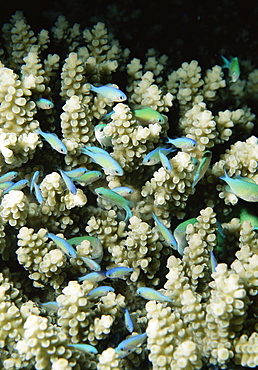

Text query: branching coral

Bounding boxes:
[1,9,258,370]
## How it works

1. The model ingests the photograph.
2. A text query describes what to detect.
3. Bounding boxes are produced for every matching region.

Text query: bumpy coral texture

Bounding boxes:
[1,10,258,370]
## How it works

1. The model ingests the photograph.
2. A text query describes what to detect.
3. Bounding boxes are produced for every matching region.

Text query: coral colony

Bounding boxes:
[1,9,258,370]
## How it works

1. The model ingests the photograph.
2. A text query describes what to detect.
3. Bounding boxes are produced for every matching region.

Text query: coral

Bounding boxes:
[1,8,258,370]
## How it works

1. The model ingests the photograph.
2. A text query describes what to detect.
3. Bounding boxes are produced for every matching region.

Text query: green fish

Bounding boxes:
[137,287,172,302]
[173,218,197,255]
[192,151,212,188]
[133,107,165,125]
[219,170,258,202]
[152,213,177,248]
[221,56,240,82]
[95,187,133,221]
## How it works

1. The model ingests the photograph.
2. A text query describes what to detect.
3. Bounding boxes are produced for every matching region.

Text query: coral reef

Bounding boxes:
[0,6,258,370]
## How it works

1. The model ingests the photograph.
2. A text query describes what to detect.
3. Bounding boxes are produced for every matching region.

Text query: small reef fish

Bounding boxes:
[89,84,127,102]
[210,250,218,273]
[142,147,175,166]
[37,128,68,155]
[3,179,29,194]
[114,333,147,358]
[46,233,77,258]
[63,168,89,178]
[133,107,165,124]
[78,271,106,282]
[81,257,101,271]
[94,123,112,148]
[59,169,77,195]
[87,286,115,299]
[41,301,59,310]
[219,170,258,202]
[81,146,123,176]
[105,266,133,279]
[239,206,258,229]
[71,170,102,185]
[30,170,40,193]
[68,343,98,354]
[95,187,133,222]
[33,182,44,204]
[36,98,54,109]
[221,56,240,82]
[111,186,134,197]
[68,236,103,263]
[159,150,172,172]
[192,151,212,188]
[152,213,177,248]
[0,171,18,183]
[137,287,173,303]
[123,308,134,333]
[173,218,197,255]
[166,136,197,150]
[0,181,14,191]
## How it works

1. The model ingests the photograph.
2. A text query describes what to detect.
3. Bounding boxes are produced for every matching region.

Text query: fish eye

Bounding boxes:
[158,118,163,122]
[115,170,120,174]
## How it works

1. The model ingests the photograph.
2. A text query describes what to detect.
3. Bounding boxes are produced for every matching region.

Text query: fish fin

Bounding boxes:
[221,56,229,68]
[235,175,256,184]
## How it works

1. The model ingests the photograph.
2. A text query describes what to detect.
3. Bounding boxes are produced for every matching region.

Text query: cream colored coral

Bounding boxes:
[0,190,29,227]
[60,52,89,100]
[16,227,67,289]
[98,347,121,370]
[234,332,258,367]
[141,151,196,218]
[104,103,164,174]
[16,315,71,370]
[183,207,217,291]
[203,263,248,365]
[60,95,94,149]
[202,65,226,100]
[39,172,87,227]
[57,280,95,343]
[146,301,190,370]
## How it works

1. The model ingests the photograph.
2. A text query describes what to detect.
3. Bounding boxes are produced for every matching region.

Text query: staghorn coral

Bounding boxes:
[1,8,258,370]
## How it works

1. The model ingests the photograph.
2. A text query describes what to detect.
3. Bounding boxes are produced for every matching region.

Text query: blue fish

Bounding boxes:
[63,168,89,178]
[210,250,218,273]
[137,287,172,302]
[152,213,177,248]
[30,170,40,193]
[111,186,134,197]
[46,233,77,258]
[59,169,77,195]
[0,181,14,191]
[123,308,134,333]
[41,301,59,310]
[105,266,133,279]
[81,257,101,271]
[89,84,127,102]
[3,179,29,194]
[0,171,18,183]
[81,147,123,176]
[36,98,54,109]
[37,128,67,155]
[159,150,172,172]
[87,286,115,299]
[71,170,102,185]
[115,333,147,358]
[68,343,98,354]
[33,182,44,204]
[142,147,175,166]
[219,170,258,202]
[78,271,106,282]
[166,137,197,150]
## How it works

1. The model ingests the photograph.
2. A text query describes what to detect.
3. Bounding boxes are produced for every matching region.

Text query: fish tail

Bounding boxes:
[125,208,133,222]
[221,56,229,68]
